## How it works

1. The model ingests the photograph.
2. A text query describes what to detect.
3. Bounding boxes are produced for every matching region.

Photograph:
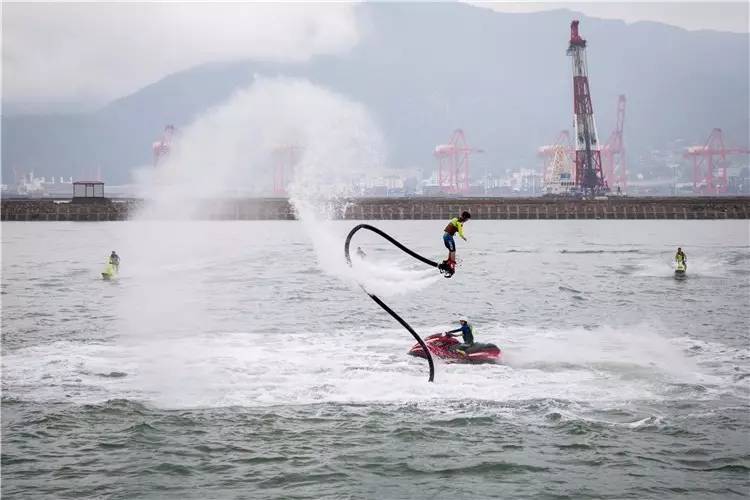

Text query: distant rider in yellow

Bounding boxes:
[675,247,686,271]
[439,211,471,277]
[109,251,120,272]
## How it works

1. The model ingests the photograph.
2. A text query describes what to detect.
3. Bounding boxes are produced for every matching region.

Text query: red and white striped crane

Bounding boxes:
[567,20,607,195]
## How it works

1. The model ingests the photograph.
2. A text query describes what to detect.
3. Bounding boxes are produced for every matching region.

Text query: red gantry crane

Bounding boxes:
[152,125,176,166]
[602,95,628,193]
[685,128,750,195]
[567,20,607,195]
[434,129,483,194]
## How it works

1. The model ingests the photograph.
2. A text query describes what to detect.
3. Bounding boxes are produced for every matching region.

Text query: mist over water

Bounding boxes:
[92,78,439,408]
[133,77,384,215]
[131,77,428,297]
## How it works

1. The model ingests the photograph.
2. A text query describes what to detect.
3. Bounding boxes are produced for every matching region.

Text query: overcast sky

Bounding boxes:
[475,1,749,33]
[2,3,359,108]
[2,2,747,109]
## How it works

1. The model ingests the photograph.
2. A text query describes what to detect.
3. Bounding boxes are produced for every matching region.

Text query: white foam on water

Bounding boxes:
[505,324,700,377]
[4,319,736,412]
[631,253,741,279]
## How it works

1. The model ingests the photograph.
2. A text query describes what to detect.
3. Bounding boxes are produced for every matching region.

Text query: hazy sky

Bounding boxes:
[2,2,747,108]
[475,1,749,33]
[2,3,359,107]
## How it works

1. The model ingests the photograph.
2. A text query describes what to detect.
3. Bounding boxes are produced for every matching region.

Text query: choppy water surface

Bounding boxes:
[2,220,749,499]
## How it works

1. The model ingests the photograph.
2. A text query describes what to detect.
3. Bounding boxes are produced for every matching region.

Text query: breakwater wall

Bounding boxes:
[2,197,749,221]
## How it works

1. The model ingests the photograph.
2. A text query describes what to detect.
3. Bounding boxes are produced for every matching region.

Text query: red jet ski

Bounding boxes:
[408,333,502,364]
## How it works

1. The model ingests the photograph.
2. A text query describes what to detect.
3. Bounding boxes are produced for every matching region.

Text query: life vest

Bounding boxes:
[462,324,475,344]
[444,218,464,237]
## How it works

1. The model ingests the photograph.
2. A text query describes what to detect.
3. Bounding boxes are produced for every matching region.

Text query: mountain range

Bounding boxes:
[2,3,748,185]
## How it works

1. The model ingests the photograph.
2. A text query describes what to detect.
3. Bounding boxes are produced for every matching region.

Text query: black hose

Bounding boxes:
[344,224,437,382]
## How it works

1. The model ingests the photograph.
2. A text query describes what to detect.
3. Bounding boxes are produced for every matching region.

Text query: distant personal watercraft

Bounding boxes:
[102,262,117,280]
[408,333,502,364]
[675,261,686,278]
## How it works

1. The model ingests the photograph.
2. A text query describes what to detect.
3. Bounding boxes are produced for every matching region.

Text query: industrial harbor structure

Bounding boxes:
[3,197,748,221]
[4,21,748,202]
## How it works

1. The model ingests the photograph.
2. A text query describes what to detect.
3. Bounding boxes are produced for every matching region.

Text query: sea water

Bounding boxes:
[2,220,748,499]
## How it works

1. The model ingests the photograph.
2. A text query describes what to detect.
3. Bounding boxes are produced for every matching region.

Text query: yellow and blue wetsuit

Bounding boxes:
[443,217,466,252]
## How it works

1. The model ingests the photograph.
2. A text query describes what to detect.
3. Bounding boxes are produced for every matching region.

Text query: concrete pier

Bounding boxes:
[1,197,748,221]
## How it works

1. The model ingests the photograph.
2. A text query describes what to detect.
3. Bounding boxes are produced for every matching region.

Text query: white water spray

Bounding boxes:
[106,78,441,404]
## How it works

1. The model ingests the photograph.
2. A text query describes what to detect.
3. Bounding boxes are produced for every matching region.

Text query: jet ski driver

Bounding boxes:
[445,319,474,355]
